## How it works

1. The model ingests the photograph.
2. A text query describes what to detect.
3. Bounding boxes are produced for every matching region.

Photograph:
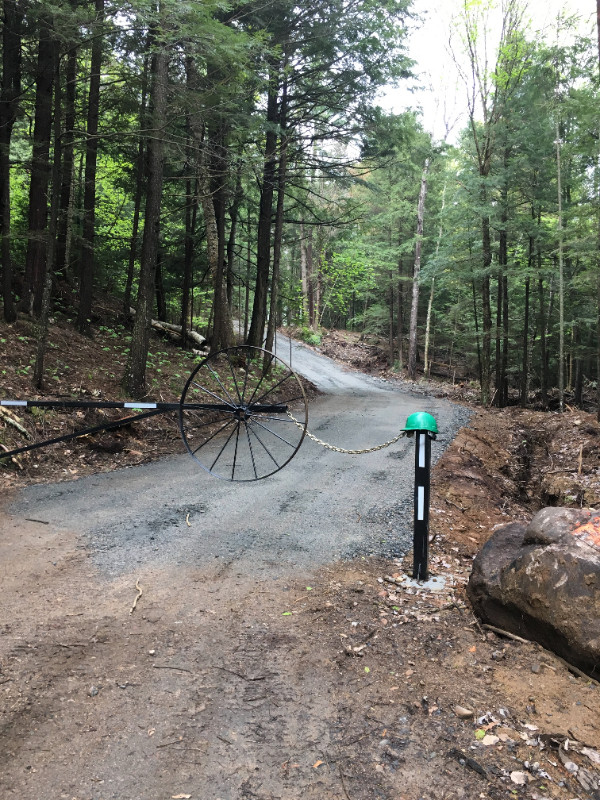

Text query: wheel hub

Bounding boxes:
[234,405,251,422]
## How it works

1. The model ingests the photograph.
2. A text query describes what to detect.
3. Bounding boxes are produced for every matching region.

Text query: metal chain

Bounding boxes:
[286,411,406,455]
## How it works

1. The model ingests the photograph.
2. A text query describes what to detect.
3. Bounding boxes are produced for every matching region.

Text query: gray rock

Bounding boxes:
[467,508,600,679]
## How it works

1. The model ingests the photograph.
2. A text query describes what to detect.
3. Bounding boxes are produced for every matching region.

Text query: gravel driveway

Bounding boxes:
[10,337,470,578]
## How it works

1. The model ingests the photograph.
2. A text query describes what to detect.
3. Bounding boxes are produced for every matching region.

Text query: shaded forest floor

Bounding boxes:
[2,315,600,798]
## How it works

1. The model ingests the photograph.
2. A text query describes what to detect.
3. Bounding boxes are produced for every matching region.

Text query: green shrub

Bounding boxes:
[300,326,322,346]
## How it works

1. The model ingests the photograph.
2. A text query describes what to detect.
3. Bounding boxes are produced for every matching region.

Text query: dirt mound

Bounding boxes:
[319,329,390,373]
[432,406,600,559]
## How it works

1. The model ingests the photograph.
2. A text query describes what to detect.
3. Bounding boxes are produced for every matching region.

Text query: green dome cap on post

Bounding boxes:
[403,411,438,434]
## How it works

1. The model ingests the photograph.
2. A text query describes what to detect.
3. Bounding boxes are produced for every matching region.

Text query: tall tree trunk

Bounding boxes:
[574,325,583,406]
[521,208,536,407]
[265,80,288,358]
[227,159,243,313]
[123,51,150,319]
[247,60,279,347]
[388,280,394,367]
[77,0,104,334]
[495,272,502,404]
[0,0,22,323]
[495,184,508,407]
[481,211,493,405]
[55,14,78,282]
[538,276,548,408]
[424,183,445,379]
[195,128,231,353]
[472,278,482,388]
[244,207,251,340]
[556,121,565,412]
[407,159,429,381]
[520,274,531,407]
[397,254,404,368]
[123,37,168,398]
[155,252,167,321]
[181,175,198,348]
[300,222,314,327]
[34,48,62,389]
[210,125,233,352]
[22,16,55,316]
[184,54,231,353]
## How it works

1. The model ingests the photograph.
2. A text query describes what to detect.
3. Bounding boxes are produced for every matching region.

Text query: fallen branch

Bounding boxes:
[129,307,206,349]
[481,624,530,644]
[152,664,193,673]
[0,442,23,469]
[552,654,600,686]
[482,624,600,686]
[0,406,29,437]
[129,579,143,614]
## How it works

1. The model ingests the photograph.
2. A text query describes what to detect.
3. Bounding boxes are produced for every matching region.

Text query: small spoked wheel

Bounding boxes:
[179,345,308,481]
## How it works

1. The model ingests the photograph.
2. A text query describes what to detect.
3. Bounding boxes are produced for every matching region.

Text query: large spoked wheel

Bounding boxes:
[179,345,308,481]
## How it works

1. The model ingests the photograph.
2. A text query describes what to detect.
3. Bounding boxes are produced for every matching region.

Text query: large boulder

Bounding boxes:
[467,507,600,678]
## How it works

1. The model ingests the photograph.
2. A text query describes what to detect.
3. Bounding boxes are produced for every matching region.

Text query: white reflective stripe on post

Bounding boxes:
[417,486,425,521]
[418,433,426,468]
[123,402,158,409]
[1,400,27,406]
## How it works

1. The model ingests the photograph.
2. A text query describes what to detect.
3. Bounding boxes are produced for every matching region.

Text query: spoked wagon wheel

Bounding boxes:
[179,345,308,481]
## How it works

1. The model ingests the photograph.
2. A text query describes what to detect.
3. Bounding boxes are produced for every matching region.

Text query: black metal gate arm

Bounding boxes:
[0,398,287,461]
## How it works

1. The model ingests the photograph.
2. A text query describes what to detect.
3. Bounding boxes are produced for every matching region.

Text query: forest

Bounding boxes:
[1,0,599,409]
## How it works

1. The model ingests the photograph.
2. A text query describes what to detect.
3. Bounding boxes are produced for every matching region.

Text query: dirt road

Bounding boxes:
[0,347,483,800]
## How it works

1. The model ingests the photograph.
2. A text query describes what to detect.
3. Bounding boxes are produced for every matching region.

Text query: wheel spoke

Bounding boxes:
[192,417,235,455]
[186,412,236,432]
[249,417,297,449]
[204,362,238,406]
[245,423,259,479]
[250,370,293,407]
[209,421,239,472]
[240,355,252,404]
[226,349,244,403]
[247,421,281,470]
[244,360,271,407]
[231,421,242,480]
[191,380,236,409]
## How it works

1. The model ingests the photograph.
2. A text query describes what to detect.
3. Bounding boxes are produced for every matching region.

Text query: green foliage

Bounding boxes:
[300,327,322,347]
[319,251,375,320]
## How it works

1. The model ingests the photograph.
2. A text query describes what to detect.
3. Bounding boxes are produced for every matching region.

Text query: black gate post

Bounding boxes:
[403,412,438,581]
[413,430,432,580]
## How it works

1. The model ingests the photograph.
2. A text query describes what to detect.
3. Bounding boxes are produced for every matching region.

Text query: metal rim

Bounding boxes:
[179,345,308,481]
